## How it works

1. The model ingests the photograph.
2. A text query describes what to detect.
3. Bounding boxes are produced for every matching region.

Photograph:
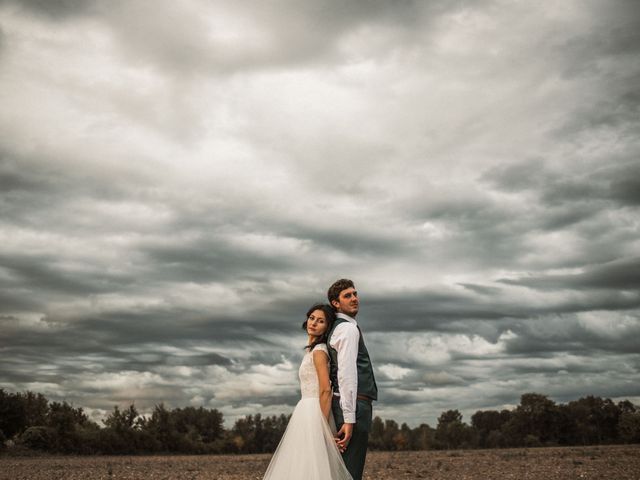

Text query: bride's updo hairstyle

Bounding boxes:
[302,303,336,351]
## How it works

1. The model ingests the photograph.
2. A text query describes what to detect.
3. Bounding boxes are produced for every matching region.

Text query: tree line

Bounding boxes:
[1,388,639,455]
[382,393,640,450]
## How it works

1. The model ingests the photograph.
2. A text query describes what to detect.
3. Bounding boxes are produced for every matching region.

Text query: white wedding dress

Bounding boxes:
[263,343,353,480]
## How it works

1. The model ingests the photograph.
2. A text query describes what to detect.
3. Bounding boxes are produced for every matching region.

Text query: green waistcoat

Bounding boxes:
[327,317,378,400]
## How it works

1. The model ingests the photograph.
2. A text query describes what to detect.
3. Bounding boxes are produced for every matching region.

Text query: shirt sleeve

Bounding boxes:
[329,322,359,423]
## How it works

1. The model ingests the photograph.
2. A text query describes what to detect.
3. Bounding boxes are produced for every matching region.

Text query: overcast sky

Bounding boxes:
[1,0,639,429]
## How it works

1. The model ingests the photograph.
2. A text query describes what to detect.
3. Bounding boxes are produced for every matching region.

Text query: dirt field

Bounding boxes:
[2,445,639,480]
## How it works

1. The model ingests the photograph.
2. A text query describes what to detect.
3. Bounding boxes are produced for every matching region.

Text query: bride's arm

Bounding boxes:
[312,350,332,421]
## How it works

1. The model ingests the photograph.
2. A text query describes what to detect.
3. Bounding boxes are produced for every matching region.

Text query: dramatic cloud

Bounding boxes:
[1,0,639,428]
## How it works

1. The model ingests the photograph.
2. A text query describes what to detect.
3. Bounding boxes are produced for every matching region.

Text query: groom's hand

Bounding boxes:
[335,423,354,452]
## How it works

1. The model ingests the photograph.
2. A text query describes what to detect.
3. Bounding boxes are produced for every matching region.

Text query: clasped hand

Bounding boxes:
[334,422,353,453]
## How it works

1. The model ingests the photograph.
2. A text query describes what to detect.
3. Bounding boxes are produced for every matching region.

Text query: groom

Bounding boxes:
[327,279,378,480]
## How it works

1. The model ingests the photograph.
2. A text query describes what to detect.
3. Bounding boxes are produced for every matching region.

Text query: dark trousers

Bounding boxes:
[332,396,373,480]
[342,429,368,480]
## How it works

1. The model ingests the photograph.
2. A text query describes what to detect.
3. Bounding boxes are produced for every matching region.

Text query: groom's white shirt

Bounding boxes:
[329,312,360,424]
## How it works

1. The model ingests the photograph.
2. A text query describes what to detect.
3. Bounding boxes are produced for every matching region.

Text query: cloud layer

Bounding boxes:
[1,0,639,427]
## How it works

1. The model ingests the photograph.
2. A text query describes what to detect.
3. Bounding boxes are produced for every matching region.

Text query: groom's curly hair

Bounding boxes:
[327,278,354,309]
[302,303,336,351]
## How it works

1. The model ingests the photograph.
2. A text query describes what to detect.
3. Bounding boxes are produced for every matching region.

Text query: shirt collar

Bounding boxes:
[336,312,357,324]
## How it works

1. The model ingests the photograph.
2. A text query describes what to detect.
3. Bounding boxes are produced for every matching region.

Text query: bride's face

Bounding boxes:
[306,309,328,337]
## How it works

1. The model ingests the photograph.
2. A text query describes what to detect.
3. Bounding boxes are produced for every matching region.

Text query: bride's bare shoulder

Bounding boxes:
[311,343,329,356]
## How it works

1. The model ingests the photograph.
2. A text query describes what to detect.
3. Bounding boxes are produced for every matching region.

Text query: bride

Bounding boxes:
[262,303,353,480]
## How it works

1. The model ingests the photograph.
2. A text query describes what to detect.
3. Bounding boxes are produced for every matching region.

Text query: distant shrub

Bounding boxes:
[618,412,640,443]
[486,430,505,448]
[18,427,54,451]
[524,434,542,447]
[75,426,102,455]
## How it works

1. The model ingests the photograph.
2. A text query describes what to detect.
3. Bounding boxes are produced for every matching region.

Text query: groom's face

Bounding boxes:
[333,287,359,317]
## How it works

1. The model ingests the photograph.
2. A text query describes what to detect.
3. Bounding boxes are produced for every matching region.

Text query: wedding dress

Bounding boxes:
[262,343,353,480]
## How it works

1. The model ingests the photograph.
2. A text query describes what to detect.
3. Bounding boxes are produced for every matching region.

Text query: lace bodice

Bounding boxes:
[299,343,330,398]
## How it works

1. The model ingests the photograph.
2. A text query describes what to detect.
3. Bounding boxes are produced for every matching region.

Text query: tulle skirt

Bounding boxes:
[262,397,353,480]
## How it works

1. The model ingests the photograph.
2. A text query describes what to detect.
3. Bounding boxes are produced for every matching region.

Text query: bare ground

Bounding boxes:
[1,445,639,480]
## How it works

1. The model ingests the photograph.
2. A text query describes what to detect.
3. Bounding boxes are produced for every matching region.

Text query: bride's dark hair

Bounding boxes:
[302,303,336,351]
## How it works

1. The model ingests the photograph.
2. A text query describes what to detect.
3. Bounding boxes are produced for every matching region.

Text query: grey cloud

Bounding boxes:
[504,331,640,356]
[103,0,449,74]
[541,0,640,81]
[3,339,233,383]
[502,309,640,356]
[0,368,38,385]
[544,376,640,406]
[287,225,408,258]
[0,0,467,74]
[0,163,43,193]
[538,205,598,231]
[166,200,410,261]
[140,238,298,284]
[482,159,640,211]
[364,285,640,335]
[72,315,284,349]
[479,158,547,193]
[0,153,100,196]
[0,0,99,19]
[3,308,292,361]
[377,389,425,407]
[1,0,639,428]
[499,256,640,291]
[404,200,533,269]
[0,156,69,227]
[0,253,133,296]
[0,290,41,311]
[457,283,502,296]
[475,159,640,249]
[573,86,640,133]
[365,289,522,327]
[500,361,612,376]
[603,161,640,206]
[0,151,164,233]
[422,371,466,387]
[540,162,640,209]
[172,352,232,367]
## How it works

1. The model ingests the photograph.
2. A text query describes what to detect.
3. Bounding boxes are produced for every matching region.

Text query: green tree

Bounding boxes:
[46,401,94,453]
[410,423,435,450]
[618,400,637,415]
[618,411,640,443]
[0,388,27,438]
[99,404,141,453]
[471,409,511,448]
[231,414,258,454]
[18,391,49,428]
[382,419,399,450]
[394,423,412,450]
[104,404,139,432]
[435,410,473,449]
[369,416,385,450]
[18,426,54,451]
[260,415,284,453]
[510,393,560,446]
[566,396,621,445]
[486,429,506,448]
[146,403,180,452]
